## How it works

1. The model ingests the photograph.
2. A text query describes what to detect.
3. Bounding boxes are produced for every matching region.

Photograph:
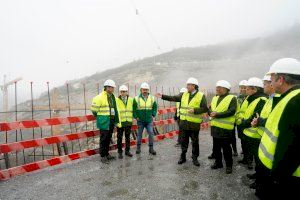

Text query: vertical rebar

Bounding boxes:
[14,82,18,166]
[47,82,56,156]
[30,82,36,161]
[66,83,74,153]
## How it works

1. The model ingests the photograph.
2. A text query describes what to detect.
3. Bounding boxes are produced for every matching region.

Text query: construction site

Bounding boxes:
[1,1,300,200]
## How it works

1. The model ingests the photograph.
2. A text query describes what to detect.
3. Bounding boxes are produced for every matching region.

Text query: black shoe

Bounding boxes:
[233,152,238,157]
[208,154,215,159]
[136,146,141,154]
[101,156,109,164]
[247,163,253,170]
[118,153,123,159]
[175,143,180,147]
[149,148,157,155]
[178,154,186,165]
[192,158,200,167]
[247,173,256,179]
[226,167,233,174]
[238,159,247,165]
[107,154,116,160]
[211,163,223,169]
[249,182,257,189]
[125,151,133,157]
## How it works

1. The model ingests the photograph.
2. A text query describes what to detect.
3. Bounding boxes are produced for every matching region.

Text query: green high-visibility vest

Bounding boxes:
[243,97,267,139]
[258,89,300,177]
[116,97,133,123]
[180,91,204,123]
[210,95,236,130]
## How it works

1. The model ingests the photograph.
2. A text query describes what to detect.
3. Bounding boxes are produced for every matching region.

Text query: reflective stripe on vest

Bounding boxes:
[180,91,204,123]
[135,95,155,110]
[116,97,133,123]
[258,89,300,177]
[257,97,274,136]
[210,95,236,130]
[243,97,267,139]
[91,91,111,116]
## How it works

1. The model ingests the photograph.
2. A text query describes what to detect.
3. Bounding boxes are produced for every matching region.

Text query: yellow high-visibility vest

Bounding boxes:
[116,97,133,123]
[236,96,249,125]
[258,89,300,177]
[243,97,267,139]
[135,95,155,110]
[91,91,110,116]
[180,91,204,123]
[210,95,236,130]
[176,102,180,117]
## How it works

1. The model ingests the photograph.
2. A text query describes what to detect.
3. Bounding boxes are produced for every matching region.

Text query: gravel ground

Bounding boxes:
[0,130,258,200]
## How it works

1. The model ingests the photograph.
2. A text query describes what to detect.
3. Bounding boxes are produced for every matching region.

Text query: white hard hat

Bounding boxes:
[180,87,188,93]
[263,75,271,82]
[104,79,116,88]
[140,82,150,90]
[239,80,248,86]
[186,77,199,86]
[119,85,128,91]
[267,58,300,75]
[246,77,263,88]
[216,80,231,90]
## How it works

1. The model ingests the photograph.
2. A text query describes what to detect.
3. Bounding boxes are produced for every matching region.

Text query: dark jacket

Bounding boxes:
[162,91,208,132]
[267,85,300,180]
[209,93,237,138]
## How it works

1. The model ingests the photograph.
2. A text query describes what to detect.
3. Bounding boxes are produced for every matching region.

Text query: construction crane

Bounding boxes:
[0,75,23,122]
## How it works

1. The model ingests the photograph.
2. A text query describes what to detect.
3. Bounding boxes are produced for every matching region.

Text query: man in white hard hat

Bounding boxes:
[174,87,188,147]
[91,79,120,164]
[237,77,267,172]
[133,82,158,155]
[209,80,237,174]
[255,58,300,199]
[116,85,134,159]
[245,75,277,189]
[156,77,208,166]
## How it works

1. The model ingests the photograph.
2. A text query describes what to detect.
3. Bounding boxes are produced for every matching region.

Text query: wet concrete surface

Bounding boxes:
[0,130,257,200]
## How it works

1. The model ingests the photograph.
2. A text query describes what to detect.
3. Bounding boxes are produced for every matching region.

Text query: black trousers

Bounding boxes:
[213,137,233,167]
[99,123,115,157]
[117,126,131,153]
[180,130,199,158]
[248,137,261,173]
[231,128,237,153]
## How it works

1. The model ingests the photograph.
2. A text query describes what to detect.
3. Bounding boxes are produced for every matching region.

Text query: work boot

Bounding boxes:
[247,173,257,180]
[233,152,238,157]
[208,153,215,159]
[118,152,123,159]
[192,157,200,167]
[107,154,116,160]
[249,182,257,189]
[174,143,180,147]
[149,147,157,155]
[101,156,109,164]
[178,154,186,165]
[211,162,223,169]
[226,167,233,174]
[136,145,141,154]
[125,151,133,157]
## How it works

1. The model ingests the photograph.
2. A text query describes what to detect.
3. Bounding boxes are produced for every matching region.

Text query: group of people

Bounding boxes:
[91,58,299,199]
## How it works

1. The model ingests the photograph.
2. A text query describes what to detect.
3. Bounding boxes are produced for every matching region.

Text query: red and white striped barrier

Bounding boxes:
[0,130,179,180]
[0,107,176,132]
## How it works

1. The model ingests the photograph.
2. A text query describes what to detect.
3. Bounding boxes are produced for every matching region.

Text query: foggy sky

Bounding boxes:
[1,0,300,90]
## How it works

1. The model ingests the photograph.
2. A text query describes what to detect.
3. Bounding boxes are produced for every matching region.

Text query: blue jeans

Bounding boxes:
[137,120,154,147]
